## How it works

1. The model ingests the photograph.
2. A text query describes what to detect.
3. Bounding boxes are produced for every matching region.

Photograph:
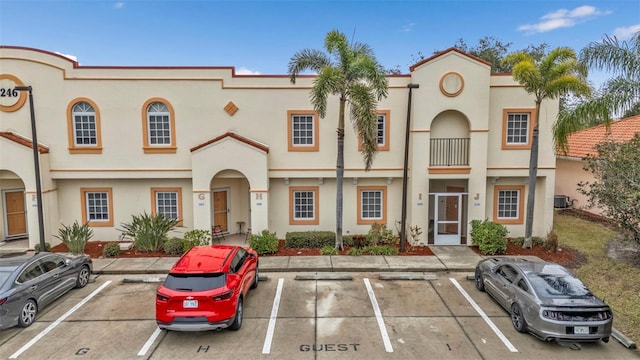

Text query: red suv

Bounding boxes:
[156,245,259,331]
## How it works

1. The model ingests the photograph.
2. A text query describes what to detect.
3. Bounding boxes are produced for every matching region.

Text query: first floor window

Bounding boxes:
[357,186,387,224]
[361,190,383,220]
[293,190,315,220]
[86,192,109,221]
[497,189,520,219]
[289,186,319,225]
[155,191,178,220]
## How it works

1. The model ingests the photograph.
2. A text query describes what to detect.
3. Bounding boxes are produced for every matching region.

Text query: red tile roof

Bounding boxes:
[0,131,49,154]
[557,115,640,158]
[190,131,269,153]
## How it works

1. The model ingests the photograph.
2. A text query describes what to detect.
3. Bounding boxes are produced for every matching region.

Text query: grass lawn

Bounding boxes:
[554,212,640,347]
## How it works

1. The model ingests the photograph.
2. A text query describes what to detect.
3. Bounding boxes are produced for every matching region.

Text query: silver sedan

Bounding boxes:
[475,257,612,343]
[0,251,92,329]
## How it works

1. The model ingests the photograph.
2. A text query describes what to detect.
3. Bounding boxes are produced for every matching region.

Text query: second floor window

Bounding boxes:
[292,114,314,146]
[376,113,386,147]
[72,102,97,146]
[147,102,171,145]
[506,112,530,145]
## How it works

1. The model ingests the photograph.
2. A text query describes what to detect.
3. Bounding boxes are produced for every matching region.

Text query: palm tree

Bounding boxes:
[555,31,640,152]
[502,48,590,248]
[288,30,389,250]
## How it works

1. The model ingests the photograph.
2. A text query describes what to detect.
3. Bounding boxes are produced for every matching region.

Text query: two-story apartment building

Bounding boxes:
[0,46,557,248]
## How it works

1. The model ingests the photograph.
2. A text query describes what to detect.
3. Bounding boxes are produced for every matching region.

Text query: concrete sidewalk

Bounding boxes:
[90,245,484,275]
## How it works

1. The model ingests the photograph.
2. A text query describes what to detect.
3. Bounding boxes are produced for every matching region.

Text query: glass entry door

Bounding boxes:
[432,192,463,245]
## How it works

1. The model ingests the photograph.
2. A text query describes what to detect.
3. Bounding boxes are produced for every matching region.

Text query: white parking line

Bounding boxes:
[363,278,393,352]
[138,327,162,356]
[262,278,284,354]
[9,280,112,359]
[449,278,518,353]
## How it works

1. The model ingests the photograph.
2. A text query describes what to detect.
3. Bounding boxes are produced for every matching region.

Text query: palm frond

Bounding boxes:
[288,49,331,83]
[348,83,378,170]
[310,67,343,118]
[581,31,640,78]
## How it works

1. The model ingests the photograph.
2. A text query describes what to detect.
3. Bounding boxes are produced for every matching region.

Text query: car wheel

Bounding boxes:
[510,303,527,333]
[229,298,243,331]
[474,268,485,292]
[76,265,90,288]
[18,299,38,328]
[250,267,259,289]
[602,337,609,343]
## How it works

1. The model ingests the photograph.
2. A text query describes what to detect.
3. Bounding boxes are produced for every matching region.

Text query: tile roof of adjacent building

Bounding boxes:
[557,115,640,158]
[0,131,49,154]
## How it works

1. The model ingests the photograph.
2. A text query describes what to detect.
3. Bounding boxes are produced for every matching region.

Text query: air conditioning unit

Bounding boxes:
[554,195,570,209]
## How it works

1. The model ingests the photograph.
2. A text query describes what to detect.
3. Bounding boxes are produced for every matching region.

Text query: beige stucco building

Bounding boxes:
[0,46,558,248]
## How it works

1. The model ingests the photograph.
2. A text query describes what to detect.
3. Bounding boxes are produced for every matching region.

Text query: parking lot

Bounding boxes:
[0,272,638,360]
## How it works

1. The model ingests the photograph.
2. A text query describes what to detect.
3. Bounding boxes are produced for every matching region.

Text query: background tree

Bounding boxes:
[579,134,640,242]
[288,30,389,250]
[502,48,590,248]
[555,31,640,153]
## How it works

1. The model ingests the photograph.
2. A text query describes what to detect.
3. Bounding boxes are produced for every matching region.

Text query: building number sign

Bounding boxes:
[0,74,28,112]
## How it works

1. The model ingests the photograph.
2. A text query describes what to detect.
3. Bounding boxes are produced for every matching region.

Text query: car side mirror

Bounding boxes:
[64,259,72,267]
[249,253,257,259]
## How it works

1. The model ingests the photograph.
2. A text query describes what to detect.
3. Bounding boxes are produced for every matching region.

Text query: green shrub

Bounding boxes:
[347,247,364,256]
[102,242,121,258]
[367,223,398,246]
[285,231,336,248]
[351,234,370,248]
[119,212,179,252]
[320,245,338,255]
[182,229,211,251]
[510,236,544,247]
[163,237,185,255]
[543,230,559,252]
[54,220,93,254]
[470,219,508,255]
[34,242,51,252]
[249,229,279,255]
[364,245,399,256]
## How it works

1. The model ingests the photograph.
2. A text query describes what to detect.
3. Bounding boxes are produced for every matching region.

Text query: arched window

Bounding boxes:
[66,98,102,153]
[142,98,176,153]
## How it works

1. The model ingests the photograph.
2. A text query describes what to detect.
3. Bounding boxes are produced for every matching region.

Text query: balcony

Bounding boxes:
[430,138,470,166]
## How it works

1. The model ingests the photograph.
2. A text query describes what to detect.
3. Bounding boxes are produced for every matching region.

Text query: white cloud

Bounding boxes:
[54,52,78,62]
[401,22,415,33]
[613,24,640,40]
[113,2,124,9]
[235,67,261,75]
[518,5,612,34]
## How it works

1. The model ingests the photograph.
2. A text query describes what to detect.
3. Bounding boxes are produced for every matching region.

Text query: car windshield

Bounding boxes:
[527,272,592,298]
[163,273,226,292]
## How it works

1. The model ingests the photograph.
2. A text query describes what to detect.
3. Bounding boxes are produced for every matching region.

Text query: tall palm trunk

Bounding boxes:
[524,100,542,248]
[335,98,346,250]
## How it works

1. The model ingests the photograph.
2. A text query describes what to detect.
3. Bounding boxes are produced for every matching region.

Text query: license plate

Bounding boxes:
[574,326,589,334]
[183,300,198,308]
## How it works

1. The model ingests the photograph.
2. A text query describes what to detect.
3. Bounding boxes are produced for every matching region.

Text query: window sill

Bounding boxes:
[69,147,103,154]
[143,146,177,154]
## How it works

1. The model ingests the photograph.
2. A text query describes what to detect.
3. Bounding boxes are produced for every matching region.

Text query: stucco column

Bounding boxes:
[249,190,268,234]
[192,191,212,232]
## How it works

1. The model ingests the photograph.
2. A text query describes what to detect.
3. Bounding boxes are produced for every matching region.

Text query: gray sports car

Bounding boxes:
[475,257,612,343]
[0,251,92,330]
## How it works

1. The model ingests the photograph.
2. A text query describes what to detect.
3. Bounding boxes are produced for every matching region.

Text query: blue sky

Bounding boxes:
[1,0,639,80]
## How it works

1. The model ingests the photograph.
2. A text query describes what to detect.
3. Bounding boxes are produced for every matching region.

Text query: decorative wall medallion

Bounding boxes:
[0,74,28,112]
[224,101,239,116]
[439,72,464,97]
